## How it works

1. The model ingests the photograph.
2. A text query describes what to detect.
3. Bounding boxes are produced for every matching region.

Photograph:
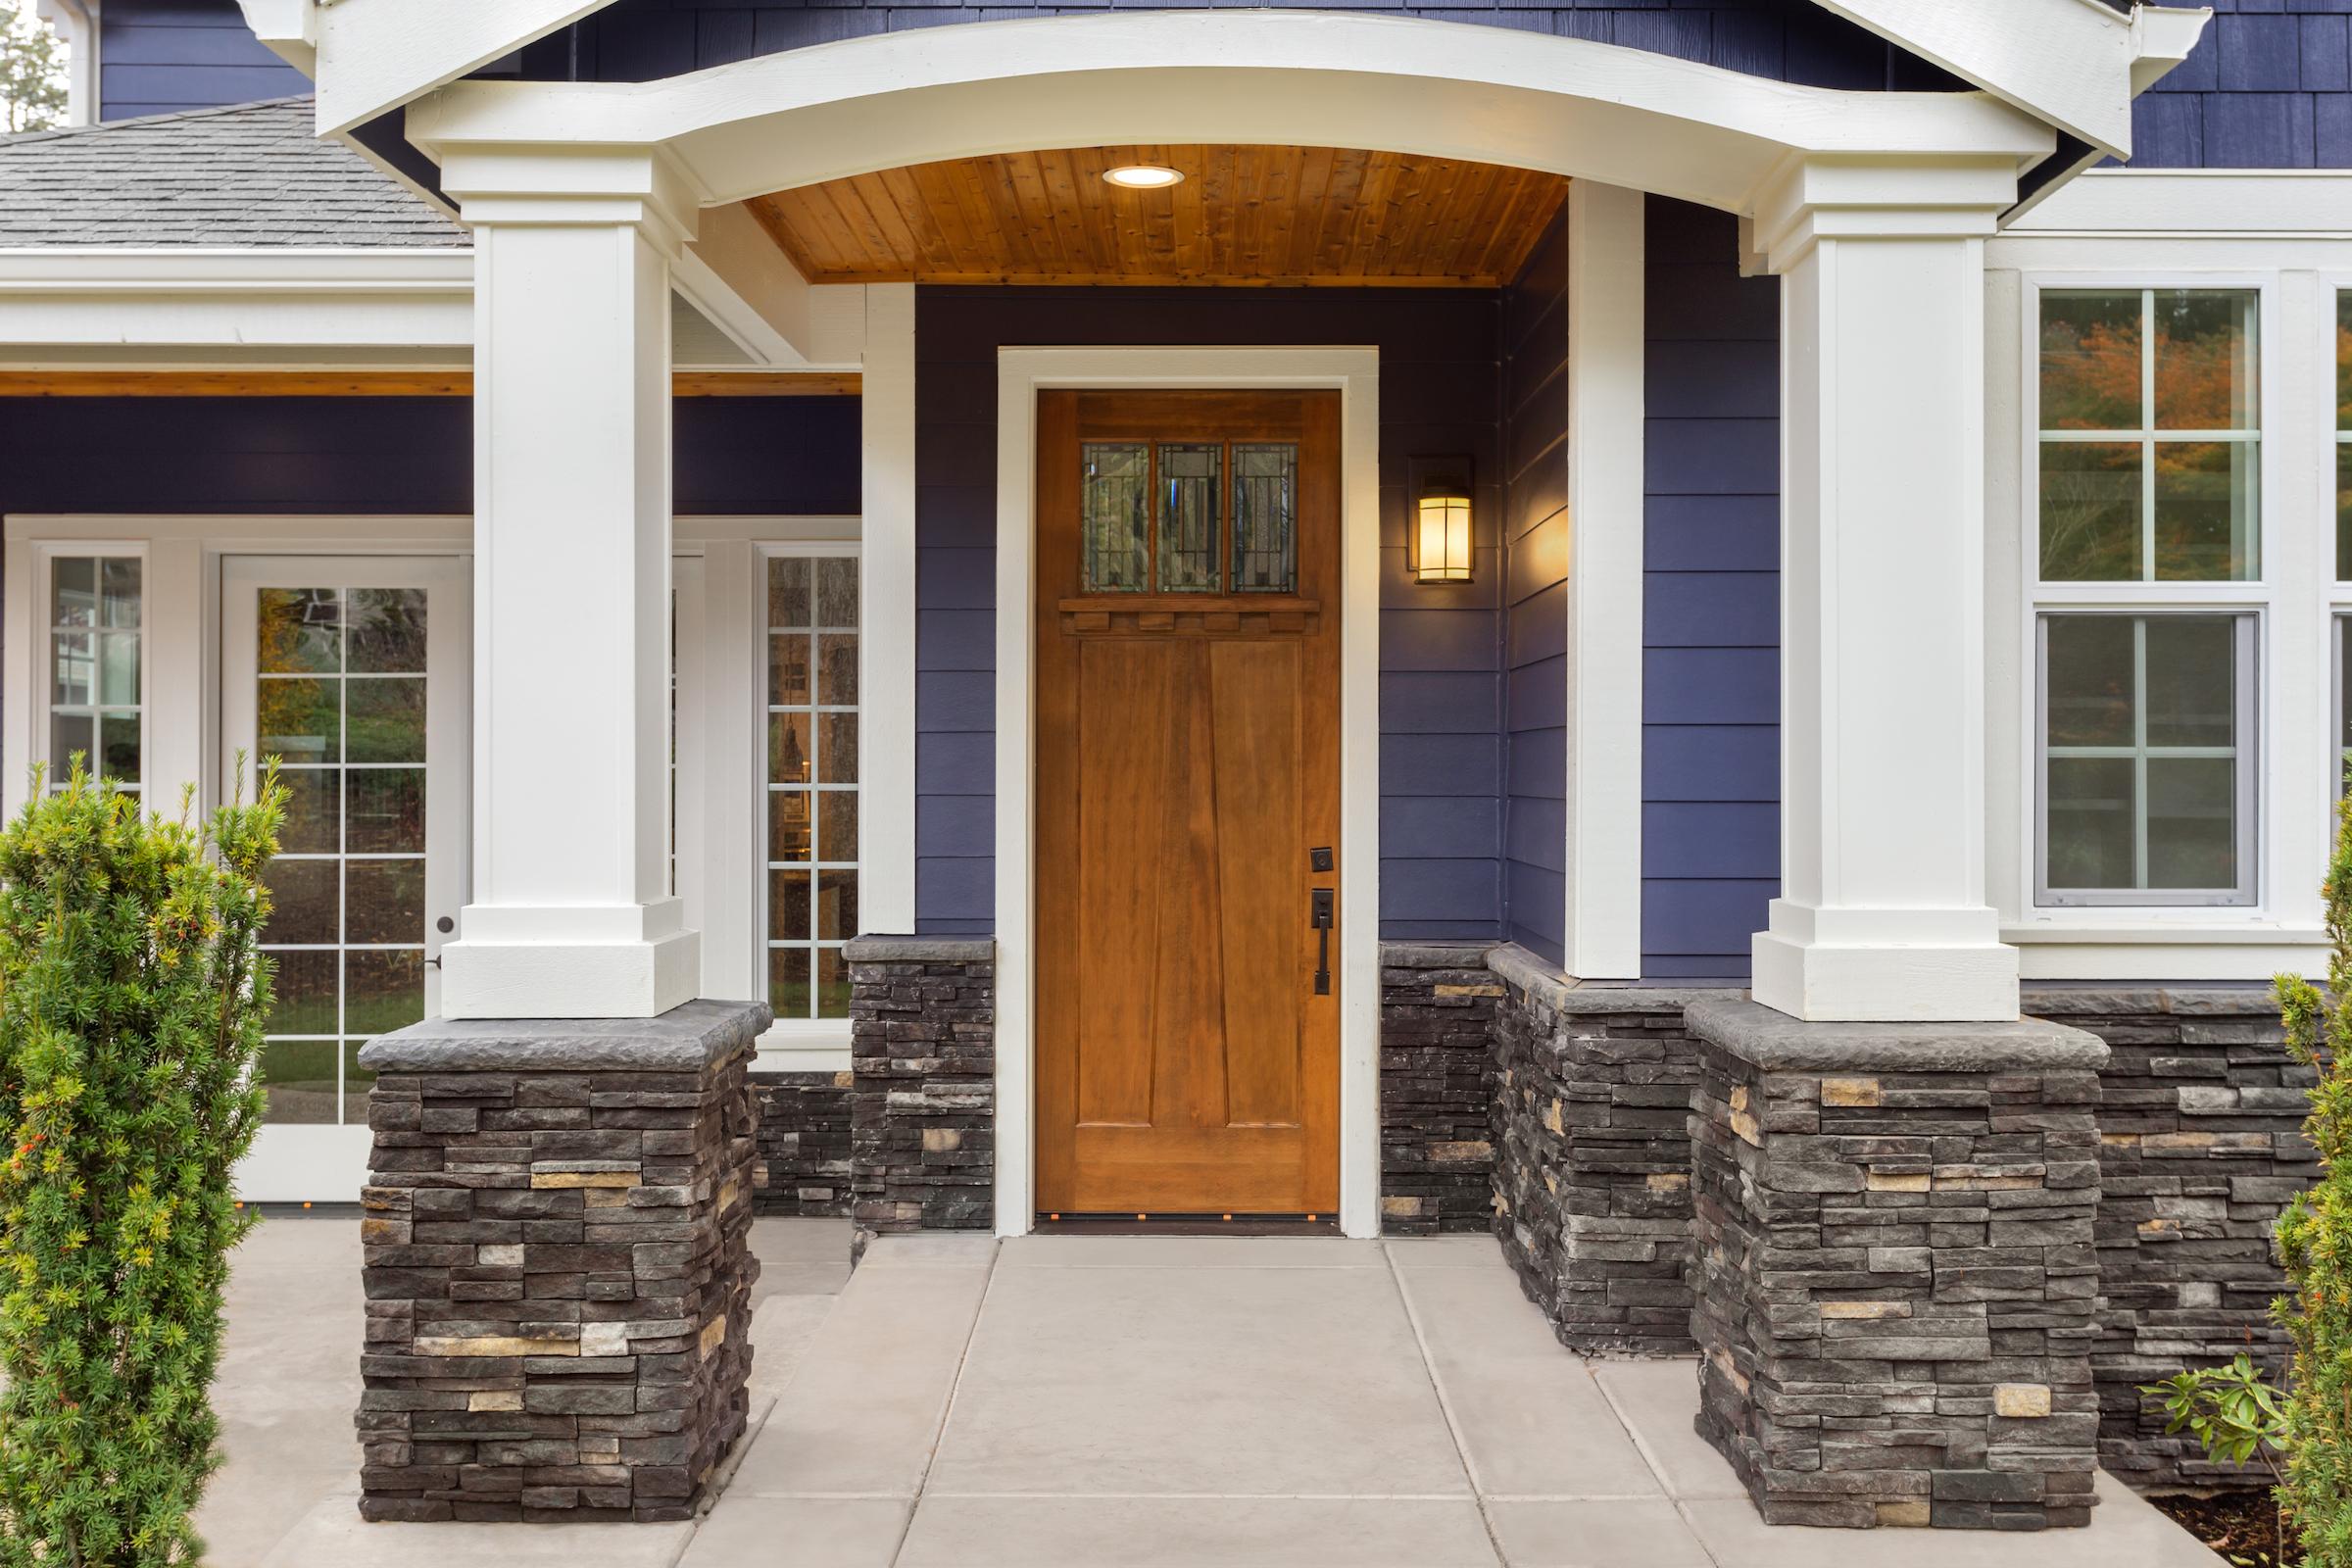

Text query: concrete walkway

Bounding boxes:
[207,1215,2217,1567]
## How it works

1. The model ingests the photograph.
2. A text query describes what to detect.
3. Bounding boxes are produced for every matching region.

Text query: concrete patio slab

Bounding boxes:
[190,1214,2223,1567]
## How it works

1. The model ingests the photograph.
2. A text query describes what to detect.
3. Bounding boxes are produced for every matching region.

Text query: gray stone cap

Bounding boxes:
[1482,942,1732,1016]
[357,998,771,1073]
[2021,981,2285,1018]
[1685,995,2111,1073]
[843,934,995,962]
[1380,941,1498,969]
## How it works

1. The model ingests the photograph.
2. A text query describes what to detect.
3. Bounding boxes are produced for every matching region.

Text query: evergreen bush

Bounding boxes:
[0,763,280,1565]
[2278,789,2352,1567]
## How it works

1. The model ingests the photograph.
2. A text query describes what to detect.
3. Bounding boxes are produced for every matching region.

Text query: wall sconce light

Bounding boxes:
[1410,463,1474,585]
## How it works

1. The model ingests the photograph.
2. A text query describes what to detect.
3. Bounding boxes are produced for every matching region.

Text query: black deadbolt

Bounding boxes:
[436,916,455,934]
[1309,846,1334,872]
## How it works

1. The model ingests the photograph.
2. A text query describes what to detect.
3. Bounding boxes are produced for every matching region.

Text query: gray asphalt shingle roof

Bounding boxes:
[0,96,466,248]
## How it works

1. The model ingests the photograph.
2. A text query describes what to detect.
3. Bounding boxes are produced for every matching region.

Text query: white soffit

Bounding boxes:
[1809,0,2212,157]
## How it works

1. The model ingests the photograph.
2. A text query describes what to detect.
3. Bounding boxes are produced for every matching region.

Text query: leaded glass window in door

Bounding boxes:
[1079,437,1297,594]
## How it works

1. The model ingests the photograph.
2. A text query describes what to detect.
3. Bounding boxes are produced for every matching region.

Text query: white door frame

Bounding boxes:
[220,553,472,1202]
[993,346,1383,1238]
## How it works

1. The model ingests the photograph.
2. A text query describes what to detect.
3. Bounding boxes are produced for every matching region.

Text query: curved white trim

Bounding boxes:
[406,12,2054,218]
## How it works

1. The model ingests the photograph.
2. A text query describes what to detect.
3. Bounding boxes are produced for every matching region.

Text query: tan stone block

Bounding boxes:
[1730,1086,1750,1114]
[1866,1170,1931,1193]
[718,1176,743,1210]
[2141,1133,2218,1152]
[584,1188,631,1207]
[360,1217,411,1246]
[532,1171,642,1189]
[1382,1196,1425,1217]
[477,1244,524,1267]
[1709,1347,1750,1396]
[1434,983,1505,998]
[1821,1077,1881,1107]
[1877,1500,1932,1528]
[1819,1300,1910,1320]
[2137,1217,2181,1239]
[1994,1384,2052,1418]
[467,1392,524,1412]
[699,1316,727,1357]
[1431,1140,1492,1164]
[578,1322,630,1358]
[1646,1173,1690,1193]
[413,1335,577,1358]
[1544,1099,1565,1137]
[1730,1108,1763,1148]
[923,1128,963,1153]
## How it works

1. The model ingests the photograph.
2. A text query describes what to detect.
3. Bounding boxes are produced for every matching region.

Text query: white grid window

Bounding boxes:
[2034,288,2264,906]
[764,549,859,1020]
[46,556,141,795]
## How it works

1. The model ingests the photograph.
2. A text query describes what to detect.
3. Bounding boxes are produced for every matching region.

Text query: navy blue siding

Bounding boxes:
[98,0,307,122]
[1642,195,1780,982]
[2127,0,2352,169]
[912,285,1505,942]
[0,396,859,516]
[1499,209,1570,967]
[527,0,1964,91]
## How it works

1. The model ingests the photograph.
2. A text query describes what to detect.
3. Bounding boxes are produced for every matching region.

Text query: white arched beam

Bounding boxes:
[405,12,2054,218]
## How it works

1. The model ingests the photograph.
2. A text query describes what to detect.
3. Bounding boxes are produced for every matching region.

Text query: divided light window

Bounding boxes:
[47,555,141,795]
[765,550,859,1022]
[2034,288,2261,906]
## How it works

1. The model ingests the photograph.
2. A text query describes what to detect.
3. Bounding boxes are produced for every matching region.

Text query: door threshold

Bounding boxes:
[1033,1212,1343,1237]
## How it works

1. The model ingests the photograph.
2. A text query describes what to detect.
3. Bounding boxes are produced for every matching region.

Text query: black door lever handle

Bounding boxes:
[1310,888,1335,996]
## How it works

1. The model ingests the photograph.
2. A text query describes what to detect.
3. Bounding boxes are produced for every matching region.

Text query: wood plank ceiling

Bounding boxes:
[746,146,1570,288]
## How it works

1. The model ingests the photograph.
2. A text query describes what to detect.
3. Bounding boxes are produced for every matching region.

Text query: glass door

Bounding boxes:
[220,557,468,1201]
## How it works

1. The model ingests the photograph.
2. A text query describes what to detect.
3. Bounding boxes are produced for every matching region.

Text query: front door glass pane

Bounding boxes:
[1158,443,1221,591]
[1081,443,1151,592]
[256,584,430,1126]
[1231,444,1298,592]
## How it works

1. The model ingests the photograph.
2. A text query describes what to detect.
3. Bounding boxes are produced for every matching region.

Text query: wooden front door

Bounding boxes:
[1035,390,1342,1217]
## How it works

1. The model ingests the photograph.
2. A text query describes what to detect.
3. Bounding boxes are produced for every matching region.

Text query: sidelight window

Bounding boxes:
[45,554,141,793]
[765,549,860,1021]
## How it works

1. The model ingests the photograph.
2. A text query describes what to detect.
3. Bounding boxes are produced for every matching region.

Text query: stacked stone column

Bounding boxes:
[1687,997,2109,1530]
[1378,943,1501,1235]
[847,936,996,1235]
[353,1000,767,1522]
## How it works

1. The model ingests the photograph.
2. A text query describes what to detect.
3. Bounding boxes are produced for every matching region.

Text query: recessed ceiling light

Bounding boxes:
[1103,164,1185,190]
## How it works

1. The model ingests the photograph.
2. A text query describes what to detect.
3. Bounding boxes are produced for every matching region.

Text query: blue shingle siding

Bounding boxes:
[2128,0,2352,169]
[521,0,1965,92]
[1642,195,1780,982]
[1499,209,1570,967]
[910,284,1507,942]
[0,396,859,516]
[98,0,308,122]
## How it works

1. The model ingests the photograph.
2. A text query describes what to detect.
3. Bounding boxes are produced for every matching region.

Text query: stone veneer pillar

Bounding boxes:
[1687,996,2110,1530]
[353,1000,767,1522]
[1378,944,1502,1235]
[847,936,996,1235]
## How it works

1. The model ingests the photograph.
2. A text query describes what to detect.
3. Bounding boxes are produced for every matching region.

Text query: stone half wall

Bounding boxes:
[750,1068,852,1218]
[846,935,996,1234]
[1484,950,1705,1356]
[1379,945,1504,1235]
[2023,984,2310,1494]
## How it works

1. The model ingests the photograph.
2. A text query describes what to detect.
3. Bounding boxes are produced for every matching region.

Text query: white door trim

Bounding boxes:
[993,346,1382,1239]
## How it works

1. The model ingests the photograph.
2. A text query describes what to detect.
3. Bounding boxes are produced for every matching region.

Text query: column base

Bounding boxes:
[1686,996,2109,1530]
[352,999,769,1523]
[846,936,996,1235]
[441,921,702,1020]
[1753,901,2018,1023]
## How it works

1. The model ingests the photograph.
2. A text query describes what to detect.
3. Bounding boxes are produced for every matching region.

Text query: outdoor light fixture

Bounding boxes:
[1411,466,1474,584]
[1103,164,1185,189]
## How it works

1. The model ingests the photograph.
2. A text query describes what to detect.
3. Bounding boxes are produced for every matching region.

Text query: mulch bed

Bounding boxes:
[2149,1490,2296,1566]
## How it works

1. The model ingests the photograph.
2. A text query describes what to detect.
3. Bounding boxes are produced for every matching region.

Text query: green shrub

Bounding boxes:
[2278,789,2352,1567]
[0,763,280,1565]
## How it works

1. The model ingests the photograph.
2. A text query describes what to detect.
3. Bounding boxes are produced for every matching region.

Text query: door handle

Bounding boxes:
[1310,888,1334,996]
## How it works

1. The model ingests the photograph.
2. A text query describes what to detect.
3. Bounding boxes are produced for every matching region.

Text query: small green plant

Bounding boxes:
[0,760,281,1565]
[2276,783,2352,1566]
[2145,1353,2289,1474]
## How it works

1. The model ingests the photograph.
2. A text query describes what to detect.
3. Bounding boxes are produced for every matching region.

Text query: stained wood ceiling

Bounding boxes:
[746,146,1571,288]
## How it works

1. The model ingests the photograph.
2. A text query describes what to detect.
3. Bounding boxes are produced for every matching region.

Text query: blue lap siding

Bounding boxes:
[1641,196,1781,982]
[909,285,1506,943]
[97,0,308,122]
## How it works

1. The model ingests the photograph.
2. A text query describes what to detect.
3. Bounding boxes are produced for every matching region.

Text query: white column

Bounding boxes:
[858,282,918,936]
[436,148,705,1019]
[1750,157,2022,1023]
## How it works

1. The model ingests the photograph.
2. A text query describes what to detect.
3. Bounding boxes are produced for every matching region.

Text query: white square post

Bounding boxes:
[1750,156,2025,1023]
[436,148,705,1019]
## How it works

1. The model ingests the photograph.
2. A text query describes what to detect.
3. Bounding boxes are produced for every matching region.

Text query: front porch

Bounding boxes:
[213,1213,2216,1567]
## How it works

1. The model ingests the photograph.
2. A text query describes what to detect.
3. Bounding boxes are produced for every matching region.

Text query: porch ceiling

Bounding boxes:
[743,146,1571,288]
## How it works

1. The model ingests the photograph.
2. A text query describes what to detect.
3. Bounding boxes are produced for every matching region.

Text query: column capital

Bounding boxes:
[438,142,705,257]
[1748,153,2021,275]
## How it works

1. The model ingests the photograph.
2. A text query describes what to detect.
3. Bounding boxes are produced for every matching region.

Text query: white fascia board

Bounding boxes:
[1805,0,2149,155]
[235,0,317,76]
[2007,168,2352,236]
[0,249,473,349]
[406,13,2053,218]
[311,0,613,135]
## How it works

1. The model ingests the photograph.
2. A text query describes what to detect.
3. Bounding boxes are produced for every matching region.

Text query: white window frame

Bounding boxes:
[33,544,147,798]
[671,517,865,1067]
[1986,232,2339,980]
[2032,608,2260,906]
